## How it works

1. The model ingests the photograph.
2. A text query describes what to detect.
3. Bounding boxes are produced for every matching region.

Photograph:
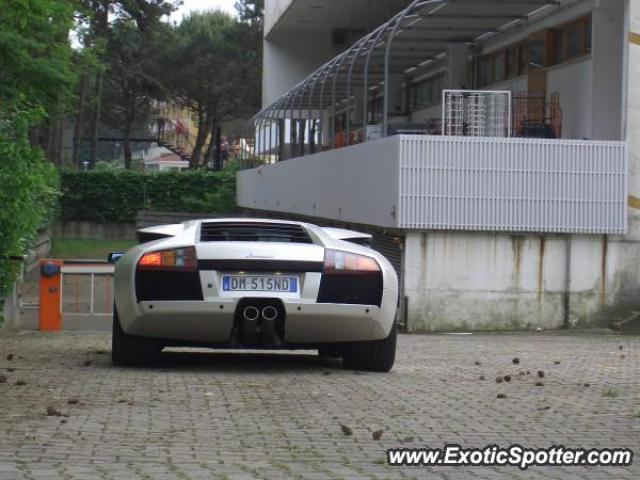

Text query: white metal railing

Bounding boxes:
[398,135,627,234]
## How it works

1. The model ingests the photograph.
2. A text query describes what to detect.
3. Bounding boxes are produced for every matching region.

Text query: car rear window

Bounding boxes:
[200,222,313,243]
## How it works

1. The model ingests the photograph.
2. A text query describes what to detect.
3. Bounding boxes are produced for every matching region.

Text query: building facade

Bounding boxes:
[238,0,639,332]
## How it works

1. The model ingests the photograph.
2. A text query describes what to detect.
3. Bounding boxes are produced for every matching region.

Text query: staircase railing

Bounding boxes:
[154,117,197,162]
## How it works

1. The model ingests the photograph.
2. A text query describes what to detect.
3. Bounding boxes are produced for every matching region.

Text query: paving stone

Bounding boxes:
[0,331,638,479]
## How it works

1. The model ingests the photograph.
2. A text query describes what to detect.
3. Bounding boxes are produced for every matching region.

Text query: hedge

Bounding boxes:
[59,168,237,223]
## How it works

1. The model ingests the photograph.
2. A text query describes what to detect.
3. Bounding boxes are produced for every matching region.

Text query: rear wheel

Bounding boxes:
[343,323,397,372]
[112,306,161,367]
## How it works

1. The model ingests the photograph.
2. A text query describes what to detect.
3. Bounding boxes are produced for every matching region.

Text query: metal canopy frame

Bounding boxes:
[242,0,563,165]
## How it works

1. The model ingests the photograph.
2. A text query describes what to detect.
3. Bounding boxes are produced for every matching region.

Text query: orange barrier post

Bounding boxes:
[39,259,63,331]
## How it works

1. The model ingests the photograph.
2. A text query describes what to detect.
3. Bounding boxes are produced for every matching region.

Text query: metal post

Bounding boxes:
[331,49,358,148]
[214,126,222,170]
[90,273,94,315]
[264,106,275,163]
[363,20,395,139]
[383,0,425,137]
[308,72,320,153]
[265,113,272,164]
[293,79,313,157]
[318,61,339,150]
[250,117,257,163]
[346,30,379,146]
[270,104,281,163]
[253,116,262,161]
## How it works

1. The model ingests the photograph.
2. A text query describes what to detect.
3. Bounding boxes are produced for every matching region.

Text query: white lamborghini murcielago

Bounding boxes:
[111,219,398,371]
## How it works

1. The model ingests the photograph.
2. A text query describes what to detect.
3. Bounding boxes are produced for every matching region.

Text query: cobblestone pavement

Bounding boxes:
[0,331,638,479]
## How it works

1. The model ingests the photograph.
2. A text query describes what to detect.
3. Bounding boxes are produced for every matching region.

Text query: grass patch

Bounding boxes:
[51,238,136,260]
[633,411,640,419]
[602,387,620,398]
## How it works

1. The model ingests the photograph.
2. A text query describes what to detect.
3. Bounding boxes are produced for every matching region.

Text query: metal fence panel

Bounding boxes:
[398,135,628,234]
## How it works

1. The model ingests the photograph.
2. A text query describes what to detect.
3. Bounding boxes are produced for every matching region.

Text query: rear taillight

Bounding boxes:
[323,249,380,274]
[138,247,197,271]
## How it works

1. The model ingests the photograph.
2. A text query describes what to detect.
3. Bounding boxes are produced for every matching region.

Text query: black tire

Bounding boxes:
[112,306,161,367]
[343,323,397,372]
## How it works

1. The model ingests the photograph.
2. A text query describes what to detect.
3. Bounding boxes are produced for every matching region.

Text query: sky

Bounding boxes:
[169,0,238,22]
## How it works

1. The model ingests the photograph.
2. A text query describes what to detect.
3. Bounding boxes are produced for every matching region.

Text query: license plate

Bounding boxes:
[222,275,298,293]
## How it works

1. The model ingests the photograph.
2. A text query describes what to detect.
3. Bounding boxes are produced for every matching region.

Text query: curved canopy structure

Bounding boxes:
[243,0,565,165]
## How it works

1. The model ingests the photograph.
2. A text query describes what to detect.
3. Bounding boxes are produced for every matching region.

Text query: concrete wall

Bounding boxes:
[263,30,335,106]
[592,0,626,141]
[410,105,441,124]
[237,137,401,228]
[53,221,137,241]
[547,59,593,140]
[614,0,640,315]
[487,76,528,94]
[2,229,52,331]
[265,0,294,37]
[403,232,617,331]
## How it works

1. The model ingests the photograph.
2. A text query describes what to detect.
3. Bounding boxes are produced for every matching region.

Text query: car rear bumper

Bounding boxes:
[122,292,396,345]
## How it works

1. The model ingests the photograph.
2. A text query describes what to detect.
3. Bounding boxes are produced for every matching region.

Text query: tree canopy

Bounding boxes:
[162,11,247,167]
[0,0,77,109]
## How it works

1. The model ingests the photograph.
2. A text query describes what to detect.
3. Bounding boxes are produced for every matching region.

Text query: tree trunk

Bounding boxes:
[45,118,54,162]
[88,0,108,167]
[124,132,133,169]
[89,72,103,166]
[72,74,88,167]
[56,114,65,166]
[123,108,134,169]
[47,114,62,165]
[203,119,219,168]
[190,109,212,169]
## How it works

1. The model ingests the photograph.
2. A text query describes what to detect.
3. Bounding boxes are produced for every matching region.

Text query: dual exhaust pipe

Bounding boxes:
[242,305,278,322]
[239,304,281,346]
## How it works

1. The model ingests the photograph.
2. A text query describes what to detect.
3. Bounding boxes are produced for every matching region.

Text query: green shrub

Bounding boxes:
[0,104,60,293]
[59,167,237,223]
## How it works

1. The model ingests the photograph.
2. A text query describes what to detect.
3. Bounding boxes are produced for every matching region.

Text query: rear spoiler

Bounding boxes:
[137,224,184,243]
[322,227,372,246]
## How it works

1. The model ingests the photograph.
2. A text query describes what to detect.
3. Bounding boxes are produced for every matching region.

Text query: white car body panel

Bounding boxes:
[114,219,398,346]
[321,227,372,244]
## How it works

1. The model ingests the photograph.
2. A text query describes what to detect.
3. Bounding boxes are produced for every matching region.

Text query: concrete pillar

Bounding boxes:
[263,32,334,107]
[351,90,365,127]
[623,0,640,233]
[402,231,613,332]
[387,73,405,117]
[592,0,626,140]
[606,0,640,314]
[447,44,469,89]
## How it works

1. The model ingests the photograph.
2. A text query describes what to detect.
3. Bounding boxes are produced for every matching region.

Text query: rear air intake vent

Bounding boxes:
[200,222,313,244]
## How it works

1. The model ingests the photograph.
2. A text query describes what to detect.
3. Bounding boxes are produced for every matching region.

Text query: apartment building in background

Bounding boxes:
[237,0,639,332]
